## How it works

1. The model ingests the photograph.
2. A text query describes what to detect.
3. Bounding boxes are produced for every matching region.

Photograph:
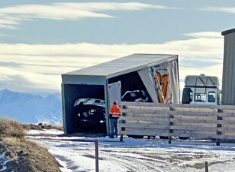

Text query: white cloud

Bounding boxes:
[184,32,221,38]
[0,75,13,81]
[0,2,174,29]
[54,2,170,11]
[0,24,16,29]
[0,33,224,95]
[0,34,223,60]
[202,7,235,14]
[0,66,61,94]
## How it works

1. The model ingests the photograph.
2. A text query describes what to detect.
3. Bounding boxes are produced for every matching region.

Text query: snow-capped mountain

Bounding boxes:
[0,89,62,125]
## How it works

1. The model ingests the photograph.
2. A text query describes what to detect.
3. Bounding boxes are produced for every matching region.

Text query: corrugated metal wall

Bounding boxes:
[222,29,235,105]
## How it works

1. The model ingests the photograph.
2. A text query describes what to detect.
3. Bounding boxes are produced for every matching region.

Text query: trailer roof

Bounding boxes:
[63,54,178,78]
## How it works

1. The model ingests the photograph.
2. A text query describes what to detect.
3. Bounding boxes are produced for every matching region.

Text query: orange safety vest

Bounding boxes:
[109,104,120,117]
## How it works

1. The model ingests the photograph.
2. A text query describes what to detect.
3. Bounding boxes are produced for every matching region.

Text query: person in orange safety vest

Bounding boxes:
[109,100,120,138]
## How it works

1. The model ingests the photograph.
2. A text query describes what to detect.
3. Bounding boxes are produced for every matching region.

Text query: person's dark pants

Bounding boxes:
[110,118,118,138]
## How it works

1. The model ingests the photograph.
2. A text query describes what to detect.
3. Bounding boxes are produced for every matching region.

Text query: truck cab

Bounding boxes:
[182,74,220,105]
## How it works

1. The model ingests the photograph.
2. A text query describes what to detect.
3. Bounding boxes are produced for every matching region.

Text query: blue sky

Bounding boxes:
[0,0,234,96]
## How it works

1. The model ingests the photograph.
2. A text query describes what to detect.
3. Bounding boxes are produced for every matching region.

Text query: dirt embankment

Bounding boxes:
[0,118,62,172]
[23,123,63,131]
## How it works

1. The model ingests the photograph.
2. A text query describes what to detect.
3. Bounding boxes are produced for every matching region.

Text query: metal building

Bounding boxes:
[61,54,179,135]
[222,28,235,105]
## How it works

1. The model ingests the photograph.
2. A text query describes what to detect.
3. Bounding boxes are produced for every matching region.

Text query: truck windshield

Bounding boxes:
[194,93,206,102]
[208,92,216,102]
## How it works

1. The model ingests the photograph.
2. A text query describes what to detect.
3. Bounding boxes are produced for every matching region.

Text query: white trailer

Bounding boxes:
[62,54,180,135]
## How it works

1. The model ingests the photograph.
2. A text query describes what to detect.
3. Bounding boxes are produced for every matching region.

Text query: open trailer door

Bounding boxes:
[107,81,121,135]
[108,81,122,108]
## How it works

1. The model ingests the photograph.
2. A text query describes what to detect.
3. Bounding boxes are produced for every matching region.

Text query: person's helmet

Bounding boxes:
[113,100,118,105]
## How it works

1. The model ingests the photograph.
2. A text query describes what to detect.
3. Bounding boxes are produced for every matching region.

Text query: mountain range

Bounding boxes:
[0,89,62,125]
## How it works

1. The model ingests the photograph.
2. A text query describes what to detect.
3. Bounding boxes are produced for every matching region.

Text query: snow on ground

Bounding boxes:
[27,129,64,135]
[27,130,235,172]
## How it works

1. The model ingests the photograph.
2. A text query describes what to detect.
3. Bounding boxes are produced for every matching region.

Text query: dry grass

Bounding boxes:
[53,125,63,131]
[3,137,61,172]
[0,117,62,171]
[23,123,63,131]
[0,118,25,139]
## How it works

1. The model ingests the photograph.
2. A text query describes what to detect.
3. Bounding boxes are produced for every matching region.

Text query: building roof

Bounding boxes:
[63,54,178,78]
[221,28,235,36]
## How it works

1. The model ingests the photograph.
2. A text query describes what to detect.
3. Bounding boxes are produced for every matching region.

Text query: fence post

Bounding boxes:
[205,161,208,172]
[216,109,223,146]
[168,136,172,144]
[95,140,99,172]
[168,106,174,144]
[216,140,220,146]
[120,134,123,142]
[119,104,126,142]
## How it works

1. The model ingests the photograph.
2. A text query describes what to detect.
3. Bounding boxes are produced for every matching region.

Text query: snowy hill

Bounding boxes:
[0,89,62,125]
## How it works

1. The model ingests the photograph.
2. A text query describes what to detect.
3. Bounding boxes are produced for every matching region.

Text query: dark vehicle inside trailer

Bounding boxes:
[63,84,106,135]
